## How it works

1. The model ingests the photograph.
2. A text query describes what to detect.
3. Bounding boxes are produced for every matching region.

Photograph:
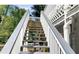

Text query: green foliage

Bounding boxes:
[0,16,15,43]
[0,5,6,15]
[31,5,45,17]
[11,8,26,26]
[0,5,26,44]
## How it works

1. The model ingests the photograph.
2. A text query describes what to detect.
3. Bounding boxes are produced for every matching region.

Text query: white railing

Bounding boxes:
[44,5,79,26]
[40,11,75,54]
[44,5,56,19]
[0,10,29,54]
[44,5,64,22]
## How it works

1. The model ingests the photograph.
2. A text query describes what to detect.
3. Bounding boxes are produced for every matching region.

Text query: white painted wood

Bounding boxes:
[63,20,72,45]
[40,11,75,54]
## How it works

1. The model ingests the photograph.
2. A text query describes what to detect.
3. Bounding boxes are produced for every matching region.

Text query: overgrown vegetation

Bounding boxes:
[0,5,26,44]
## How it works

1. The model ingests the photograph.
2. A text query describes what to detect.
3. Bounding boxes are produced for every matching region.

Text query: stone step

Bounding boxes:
[19,51,33,54]
[23,40,47,42]
[21,45,49,48]
[34,52,50,54]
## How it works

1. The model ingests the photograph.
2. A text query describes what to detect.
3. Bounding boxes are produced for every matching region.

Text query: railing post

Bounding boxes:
[63,20,72,45]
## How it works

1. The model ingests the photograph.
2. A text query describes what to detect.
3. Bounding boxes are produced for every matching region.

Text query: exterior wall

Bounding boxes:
[71,13,79,53]
[55,22,64,37]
